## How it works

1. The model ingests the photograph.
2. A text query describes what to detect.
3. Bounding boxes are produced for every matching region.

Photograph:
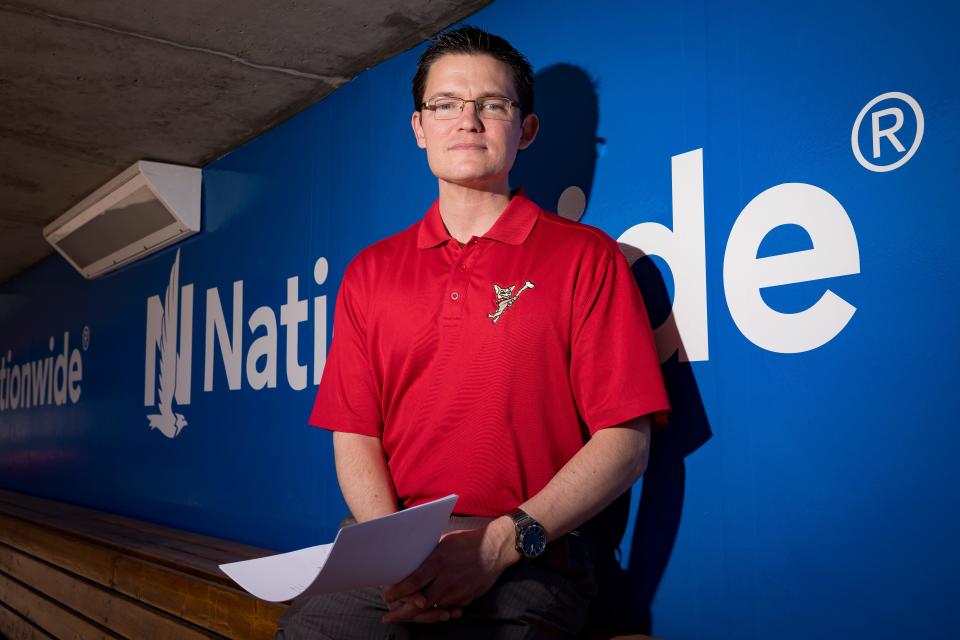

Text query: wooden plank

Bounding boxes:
[0,513,117,585]
[114,556,281,639]
[0,489,272,558]
[0,499,232,582]
[0,572,116,640]
[0,494,259,566]
[0,543,218,639]
[0,512,284,638]
[0,490,275,561]
[0,602,53,640]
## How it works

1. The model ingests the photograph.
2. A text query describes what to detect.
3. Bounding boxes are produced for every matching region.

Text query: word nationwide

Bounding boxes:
[143,253,330,410]
[0,333,84,412]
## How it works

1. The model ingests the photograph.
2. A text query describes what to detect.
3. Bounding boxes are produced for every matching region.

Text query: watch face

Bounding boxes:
[520,523,546,558]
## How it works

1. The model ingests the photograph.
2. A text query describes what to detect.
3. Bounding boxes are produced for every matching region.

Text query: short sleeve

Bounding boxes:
[309,259,383,436]
[569,247,670,433]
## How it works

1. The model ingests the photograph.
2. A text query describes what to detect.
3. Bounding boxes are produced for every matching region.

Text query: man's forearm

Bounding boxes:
[488,415,652,554]
[381,415,653,618]
[333,431,398,522]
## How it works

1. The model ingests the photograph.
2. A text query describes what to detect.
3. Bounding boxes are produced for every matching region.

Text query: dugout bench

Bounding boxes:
[0,489,653,639]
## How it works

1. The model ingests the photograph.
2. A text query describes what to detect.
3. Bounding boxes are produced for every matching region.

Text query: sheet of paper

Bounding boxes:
[219,494,458,602]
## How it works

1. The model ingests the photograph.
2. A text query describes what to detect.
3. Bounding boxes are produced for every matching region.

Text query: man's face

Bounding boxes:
[412,53,538,191]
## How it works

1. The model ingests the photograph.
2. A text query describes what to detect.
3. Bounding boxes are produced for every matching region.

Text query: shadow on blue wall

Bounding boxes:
[514,63,712,636]
[512,63,601,217]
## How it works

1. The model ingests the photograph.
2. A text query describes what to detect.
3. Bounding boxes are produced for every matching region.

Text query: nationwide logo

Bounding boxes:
[144,249,332,437]
[0,331,86,412]
[145,249,189,438]
[618,147,860,362]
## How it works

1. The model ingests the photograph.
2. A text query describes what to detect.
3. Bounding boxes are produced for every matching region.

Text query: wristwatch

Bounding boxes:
[508,508,547,559]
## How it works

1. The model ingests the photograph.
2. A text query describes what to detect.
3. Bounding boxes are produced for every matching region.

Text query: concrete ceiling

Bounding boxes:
[0,0,489,284]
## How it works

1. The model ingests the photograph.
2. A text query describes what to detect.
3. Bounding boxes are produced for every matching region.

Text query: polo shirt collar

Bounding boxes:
[416,188,540,249]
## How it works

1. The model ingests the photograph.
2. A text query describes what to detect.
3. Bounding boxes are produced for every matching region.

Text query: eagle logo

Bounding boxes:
[146,250,188,438]
[488,280,535,324]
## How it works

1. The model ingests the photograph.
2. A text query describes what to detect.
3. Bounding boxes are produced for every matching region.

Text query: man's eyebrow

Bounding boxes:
[426,90,514,100]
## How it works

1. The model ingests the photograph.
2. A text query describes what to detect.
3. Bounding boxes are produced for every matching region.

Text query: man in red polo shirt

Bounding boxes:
[278,25,669,639]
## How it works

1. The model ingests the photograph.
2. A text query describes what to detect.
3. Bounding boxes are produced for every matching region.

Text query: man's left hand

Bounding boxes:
[381,516,519,624]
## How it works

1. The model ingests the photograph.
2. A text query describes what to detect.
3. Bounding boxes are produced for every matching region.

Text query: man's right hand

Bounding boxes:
[384,594,463,624]
[381,516,520,624]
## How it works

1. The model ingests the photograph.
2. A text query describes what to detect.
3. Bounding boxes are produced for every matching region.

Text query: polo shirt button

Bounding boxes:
[450,291,459,301]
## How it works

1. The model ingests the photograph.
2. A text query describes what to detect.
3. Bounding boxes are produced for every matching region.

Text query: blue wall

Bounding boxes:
[2,1,958,638]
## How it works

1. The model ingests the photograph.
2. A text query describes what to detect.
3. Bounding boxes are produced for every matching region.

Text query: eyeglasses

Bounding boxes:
[421,96,519,121]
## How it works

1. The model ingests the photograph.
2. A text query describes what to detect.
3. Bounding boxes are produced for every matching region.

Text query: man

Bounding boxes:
[278,25,669,639]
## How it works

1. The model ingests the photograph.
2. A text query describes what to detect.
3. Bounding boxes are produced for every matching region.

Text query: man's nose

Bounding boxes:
[456,101,484,131]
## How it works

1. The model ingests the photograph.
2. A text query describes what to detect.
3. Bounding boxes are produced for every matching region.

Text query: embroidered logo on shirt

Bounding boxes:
[488,281,535,324]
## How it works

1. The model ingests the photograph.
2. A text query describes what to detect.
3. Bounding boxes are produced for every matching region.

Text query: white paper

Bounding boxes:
[219,494,458,602]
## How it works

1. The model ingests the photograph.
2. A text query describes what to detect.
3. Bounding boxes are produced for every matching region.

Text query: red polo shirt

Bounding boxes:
[309,191,669,516]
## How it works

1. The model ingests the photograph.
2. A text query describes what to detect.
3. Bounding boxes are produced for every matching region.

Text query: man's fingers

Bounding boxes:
[410,607,462,624]
[381,599,423,624]
[408,607,454,624]
[385,590,426,609]
[383,575,429,605]
[423,574,479,609]
[382,600,459,624]
[421,580,461,609]
[385,596,422,611]
[382,556,440,603]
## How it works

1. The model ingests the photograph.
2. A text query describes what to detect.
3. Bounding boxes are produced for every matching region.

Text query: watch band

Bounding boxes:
[508,507,534,528]
[508,508,546,559]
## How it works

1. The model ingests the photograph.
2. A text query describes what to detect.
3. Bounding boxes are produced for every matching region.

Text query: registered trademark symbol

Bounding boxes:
[851,91,924,172]
[82,325,90,351]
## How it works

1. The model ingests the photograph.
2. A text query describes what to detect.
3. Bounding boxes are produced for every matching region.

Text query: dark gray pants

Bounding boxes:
[276,534,597,639]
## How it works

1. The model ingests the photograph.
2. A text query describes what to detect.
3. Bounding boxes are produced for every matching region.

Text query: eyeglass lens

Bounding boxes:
[430,98,514,120]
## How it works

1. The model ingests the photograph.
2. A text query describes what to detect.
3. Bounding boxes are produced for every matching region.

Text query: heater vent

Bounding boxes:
[44,161,201,278]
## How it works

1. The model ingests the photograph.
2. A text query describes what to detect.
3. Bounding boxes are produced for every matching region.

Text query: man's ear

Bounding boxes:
[517,113,540,150]
[411,111,427,149]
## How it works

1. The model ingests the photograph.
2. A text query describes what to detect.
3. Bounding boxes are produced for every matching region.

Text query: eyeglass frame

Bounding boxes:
[420,96,521,120]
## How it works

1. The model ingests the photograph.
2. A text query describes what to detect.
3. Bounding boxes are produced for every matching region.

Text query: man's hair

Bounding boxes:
[412,25,534,117]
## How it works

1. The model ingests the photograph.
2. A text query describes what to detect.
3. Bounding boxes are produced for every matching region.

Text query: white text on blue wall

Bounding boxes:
[618,148,861,362]
[0,333,83,411]
[144,253,330,412]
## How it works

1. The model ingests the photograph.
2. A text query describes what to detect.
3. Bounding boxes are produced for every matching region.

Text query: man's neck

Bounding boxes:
[437,180,513,245]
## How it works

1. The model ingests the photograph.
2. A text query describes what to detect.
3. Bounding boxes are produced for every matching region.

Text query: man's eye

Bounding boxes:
[481,101,508,113]
[434,100,460,112]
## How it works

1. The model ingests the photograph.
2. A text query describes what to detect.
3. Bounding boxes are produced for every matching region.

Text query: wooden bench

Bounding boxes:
[0,489,656,639]
[0,489,285,639]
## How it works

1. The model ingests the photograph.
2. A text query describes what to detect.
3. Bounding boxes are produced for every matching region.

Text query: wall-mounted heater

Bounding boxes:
[44,160,201,279]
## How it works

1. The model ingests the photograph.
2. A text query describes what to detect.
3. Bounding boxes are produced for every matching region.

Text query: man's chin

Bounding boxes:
[442,177,505,192]
[436,169,510,191]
